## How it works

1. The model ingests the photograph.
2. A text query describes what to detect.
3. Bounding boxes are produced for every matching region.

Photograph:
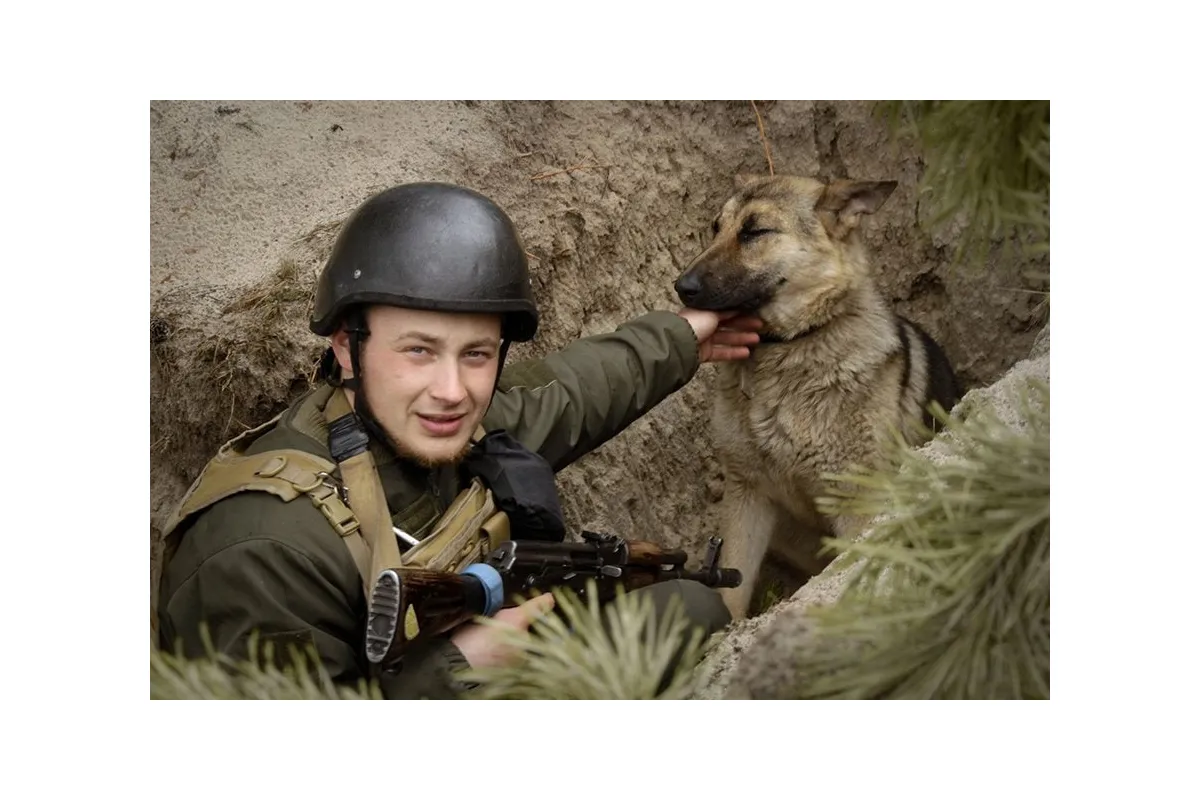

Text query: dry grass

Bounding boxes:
[150,258,325,482]
[223,259,317,323]
[749,100,775,176]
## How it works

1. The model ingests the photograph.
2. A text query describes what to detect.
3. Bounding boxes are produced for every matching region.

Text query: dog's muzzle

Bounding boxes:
[675,264,776,312]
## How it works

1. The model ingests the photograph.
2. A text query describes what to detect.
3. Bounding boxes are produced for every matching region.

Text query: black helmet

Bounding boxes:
[310,182,538,341]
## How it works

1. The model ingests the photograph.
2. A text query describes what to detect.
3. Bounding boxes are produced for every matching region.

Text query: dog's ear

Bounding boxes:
[734,172,770,191]
[816,180,898,239]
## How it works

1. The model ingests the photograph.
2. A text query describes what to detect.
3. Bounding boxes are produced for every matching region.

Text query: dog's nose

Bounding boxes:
[675,271,702,304]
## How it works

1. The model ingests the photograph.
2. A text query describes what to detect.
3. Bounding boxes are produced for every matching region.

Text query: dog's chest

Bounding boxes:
[713,352,867,478]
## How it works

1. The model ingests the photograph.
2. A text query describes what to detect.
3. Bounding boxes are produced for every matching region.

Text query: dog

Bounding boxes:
[675,175,961,619]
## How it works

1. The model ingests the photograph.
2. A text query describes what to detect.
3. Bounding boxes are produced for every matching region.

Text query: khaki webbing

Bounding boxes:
[163,387,512,647]
[323,389,405,601]
[160,412,362,575]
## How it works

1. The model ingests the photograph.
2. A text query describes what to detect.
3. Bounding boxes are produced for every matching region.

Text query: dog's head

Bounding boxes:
[674,175,896,337]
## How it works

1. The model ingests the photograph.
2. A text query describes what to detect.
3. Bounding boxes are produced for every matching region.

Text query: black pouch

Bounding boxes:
[463,429,566,542]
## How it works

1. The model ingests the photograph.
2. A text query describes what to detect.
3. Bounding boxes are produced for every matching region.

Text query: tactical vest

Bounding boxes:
[161,386,511,614]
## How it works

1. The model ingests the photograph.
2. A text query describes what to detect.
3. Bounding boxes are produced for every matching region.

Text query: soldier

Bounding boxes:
[158,182,761,698]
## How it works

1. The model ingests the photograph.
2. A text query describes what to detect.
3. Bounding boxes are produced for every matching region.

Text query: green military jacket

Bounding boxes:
[158,311,700,699]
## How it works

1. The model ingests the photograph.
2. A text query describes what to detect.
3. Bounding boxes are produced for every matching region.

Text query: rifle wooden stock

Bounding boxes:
[365,568,488,668]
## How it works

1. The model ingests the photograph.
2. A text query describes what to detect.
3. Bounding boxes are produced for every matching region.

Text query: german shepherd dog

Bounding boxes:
[675,175,961,619]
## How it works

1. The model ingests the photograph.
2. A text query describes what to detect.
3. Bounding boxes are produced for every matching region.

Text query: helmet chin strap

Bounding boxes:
[340,308,395,450]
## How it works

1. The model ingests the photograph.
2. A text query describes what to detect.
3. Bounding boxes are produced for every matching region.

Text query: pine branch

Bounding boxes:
[877,100,1050,266]
[460,583,704,700]
[794,379,1050,699]
[151,634,381,700]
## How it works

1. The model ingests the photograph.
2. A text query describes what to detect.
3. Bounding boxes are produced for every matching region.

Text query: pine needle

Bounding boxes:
[876,100,1050,267]
[460,583,704,700]
[151,635,381,700]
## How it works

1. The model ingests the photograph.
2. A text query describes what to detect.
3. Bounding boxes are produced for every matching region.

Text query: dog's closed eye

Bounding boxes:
[738,217,775,244]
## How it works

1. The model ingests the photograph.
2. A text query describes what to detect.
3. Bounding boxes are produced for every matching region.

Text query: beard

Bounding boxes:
[355,384,476,468]
[385,429,474,469]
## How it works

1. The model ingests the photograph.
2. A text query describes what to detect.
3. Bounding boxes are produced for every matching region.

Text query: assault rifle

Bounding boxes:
[364,532,742,669]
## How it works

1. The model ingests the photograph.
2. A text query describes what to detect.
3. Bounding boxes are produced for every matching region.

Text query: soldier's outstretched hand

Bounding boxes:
[678,308,763,363]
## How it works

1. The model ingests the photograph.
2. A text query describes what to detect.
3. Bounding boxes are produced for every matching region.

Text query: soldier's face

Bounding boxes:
[332,305,502,466]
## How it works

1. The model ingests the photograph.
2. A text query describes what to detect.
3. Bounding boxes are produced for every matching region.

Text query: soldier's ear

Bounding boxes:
[330,327,354,376]
[816,180,897,239]
[734,172,770,191]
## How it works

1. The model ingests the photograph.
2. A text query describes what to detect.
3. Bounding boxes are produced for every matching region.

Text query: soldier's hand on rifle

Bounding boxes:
[450,592,556,669]
[678,308,762,363]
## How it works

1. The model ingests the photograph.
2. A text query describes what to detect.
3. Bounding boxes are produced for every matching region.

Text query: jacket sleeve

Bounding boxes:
[158,497,473,700]
[484,310,700,471]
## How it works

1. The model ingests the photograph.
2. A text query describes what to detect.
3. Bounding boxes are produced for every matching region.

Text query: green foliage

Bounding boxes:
[797,380,1050,699]
[150,586,703,700]
[460,583,704,699]
[150,634,381,700]
[877,100,1050,265]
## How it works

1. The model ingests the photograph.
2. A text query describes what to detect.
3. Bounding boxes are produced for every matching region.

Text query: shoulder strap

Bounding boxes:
[164,449,355,535]
[323,389,403,602]
[160,412,367,578]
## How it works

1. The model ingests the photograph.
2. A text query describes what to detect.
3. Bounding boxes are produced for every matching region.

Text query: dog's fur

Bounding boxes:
[675,175,961,619]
